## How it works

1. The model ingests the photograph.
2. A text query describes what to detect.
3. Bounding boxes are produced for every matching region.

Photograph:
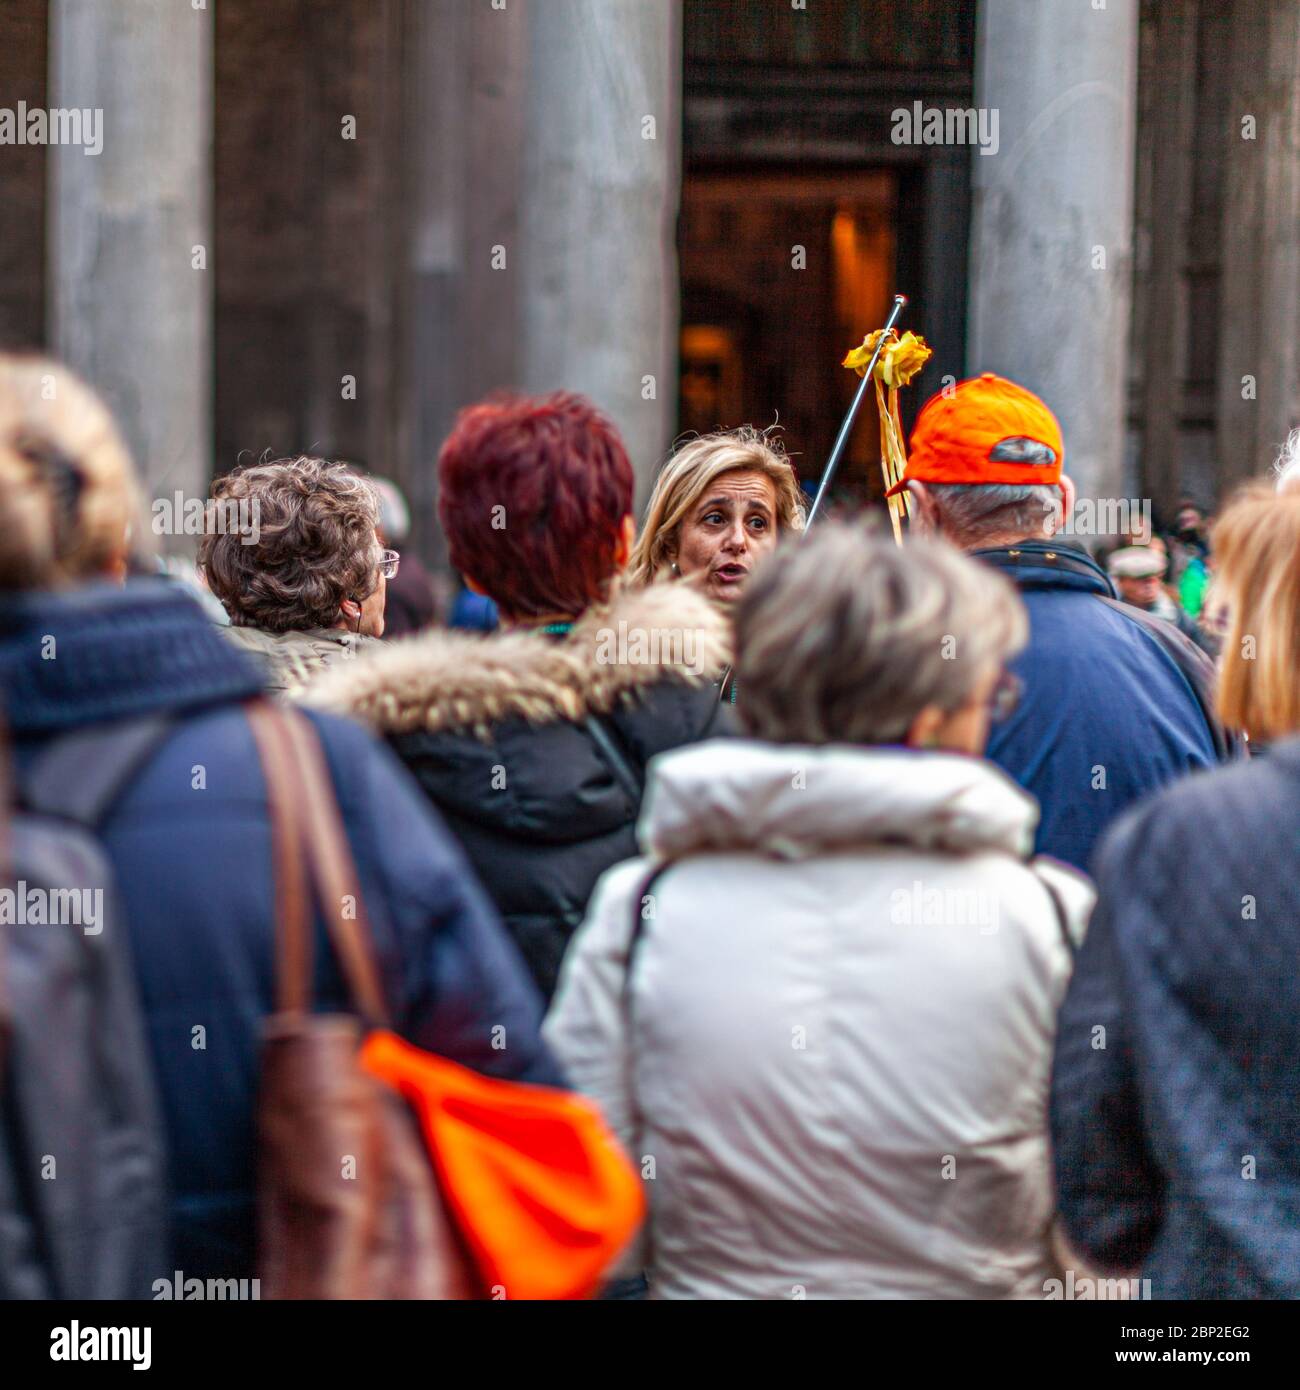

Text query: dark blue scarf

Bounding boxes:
[0,579,264,736]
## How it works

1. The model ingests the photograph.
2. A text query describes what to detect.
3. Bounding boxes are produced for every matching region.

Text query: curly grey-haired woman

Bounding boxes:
[200,455,395,696]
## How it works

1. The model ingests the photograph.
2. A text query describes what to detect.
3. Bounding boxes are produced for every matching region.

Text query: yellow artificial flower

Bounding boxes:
[841,329,932,388]
[880,330,932,388]
[840,332,883,376]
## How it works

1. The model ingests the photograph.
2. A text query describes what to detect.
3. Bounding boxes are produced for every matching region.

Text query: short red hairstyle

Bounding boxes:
[437,392,635,620]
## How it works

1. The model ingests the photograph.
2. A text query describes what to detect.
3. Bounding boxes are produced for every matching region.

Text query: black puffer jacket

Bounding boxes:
[307,583,733,997]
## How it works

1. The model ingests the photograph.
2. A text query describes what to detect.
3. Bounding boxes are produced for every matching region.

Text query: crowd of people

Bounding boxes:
[1,347,1298,1300]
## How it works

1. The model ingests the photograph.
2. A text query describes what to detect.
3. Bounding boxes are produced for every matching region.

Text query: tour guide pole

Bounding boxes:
[717,293,909,702]
[805,293,908,529]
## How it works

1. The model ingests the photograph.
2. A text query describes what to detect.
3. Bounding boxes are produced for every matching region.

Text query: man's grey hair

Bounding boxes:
[734,521,1028,746]
[1274,429,1300,497]
[924,482,1062,545]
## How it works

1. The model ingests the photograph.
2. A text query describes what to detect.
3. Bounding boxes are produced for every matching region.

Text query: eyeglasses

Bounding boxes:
[987,670,1023,724]
[378,548,400,580]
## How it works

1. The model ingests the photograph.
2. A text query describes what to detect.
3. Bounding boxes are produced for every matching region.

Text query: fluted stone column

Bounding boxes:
[48,0,211,530]
[520,0,682,497]
[1216,0,1300,491]
[968,0,1139,508]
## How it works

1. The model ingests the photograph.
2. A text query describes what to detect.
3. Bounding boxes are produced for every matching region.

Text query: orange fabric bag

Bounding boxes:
[360,1029,644,1301]
[253,702,643,1300]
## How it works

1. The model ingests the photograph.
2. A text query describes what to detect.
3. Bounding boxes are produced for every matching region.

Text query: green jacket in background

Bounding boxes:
[1178,556,1210,619]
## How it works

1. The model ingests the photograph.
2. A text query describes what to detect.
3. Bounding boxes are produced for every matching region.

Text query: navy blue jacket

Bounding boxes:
[1050,740,1300,1298]
[979,542,1221,871]
[0,580,559,1282]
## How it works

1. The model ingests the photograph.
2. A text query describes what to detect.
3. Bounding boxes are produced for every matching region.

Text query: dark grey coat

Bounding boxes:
[1050,738,1300,1298]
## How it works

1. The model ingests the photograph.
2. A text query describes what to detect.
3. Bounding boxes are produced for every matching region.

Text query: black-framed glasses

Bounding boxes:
[988,670,1023,724]
[378,548,400,580]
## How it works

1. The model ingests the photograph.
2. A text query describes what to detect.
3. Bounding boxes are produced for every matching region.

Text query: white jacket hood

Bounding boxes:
[641,739,1040,863]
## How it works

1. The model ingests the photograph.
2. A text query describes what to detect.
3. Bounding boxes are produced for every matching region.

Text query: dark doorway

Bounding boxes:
[679,0,977,511]
[680,168,896,505]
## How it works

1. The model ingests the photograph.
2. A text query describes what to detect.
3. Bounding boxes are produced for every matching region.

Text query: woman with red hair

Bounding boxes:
[309,392,732,998]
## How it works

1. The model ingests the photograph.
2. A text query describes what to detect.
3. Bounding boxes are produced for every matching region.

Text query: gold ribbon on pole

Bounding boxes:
[842,329,933,544]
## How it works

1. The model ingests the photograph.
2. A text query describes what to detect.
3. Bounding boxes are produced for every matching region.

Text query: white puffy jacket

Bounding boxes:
[544,739,1093,1300]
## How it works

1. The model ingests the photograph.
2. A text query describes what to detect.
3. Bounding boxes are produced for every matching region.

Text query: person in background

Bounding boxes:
[307,392,732,1000]
[370,474,440,638]
[0,354,559,1282]
[200,456,390,696]
[1052,486,1300,1298]
[1178,551,1212,620]
[546,522,1092,1299]
[1274,428,1300,497]
[1106,545,1213,654]
[1095,527,1162,575]
[151,553,231,624]
[902,373,1227,873]
[1165,497,1212,618]
[447,575,499,632]
[626,427,805,604]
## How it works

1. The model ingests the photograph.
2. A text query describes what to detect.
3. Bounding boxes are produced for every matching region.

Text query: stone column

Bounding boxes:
[1215,0,1300,493]
[48,0,211,534]
[1131,0,1201,522]
[967,0,1139,509]
[395,0,528,570]
[520,0,682,499]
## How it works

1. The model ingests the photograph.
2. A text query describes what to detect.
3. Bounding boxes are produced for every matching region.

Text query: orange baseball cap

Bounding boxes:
[886,373,1065,497]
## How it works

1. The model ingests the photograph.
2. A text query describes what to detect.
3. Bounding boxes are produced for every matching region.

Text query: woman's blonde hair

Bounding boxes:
[1212,485,1300,742]
[626,426,806,586]
[0,354,141,590]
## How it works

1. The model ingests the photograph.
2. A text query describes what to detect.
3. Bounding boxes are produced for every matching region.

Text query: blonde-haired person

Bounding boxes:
[1051,488,1300,1299]
[0,355,143,588]
[0,353,560,1289]
[627,427,806,603]
[547,521,1093,1299]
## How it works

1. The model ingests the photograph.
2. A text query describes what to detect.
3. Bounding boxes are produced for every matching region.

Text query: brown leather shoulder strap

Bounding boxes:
[246,700,312,1014]
[276,708,390,1028]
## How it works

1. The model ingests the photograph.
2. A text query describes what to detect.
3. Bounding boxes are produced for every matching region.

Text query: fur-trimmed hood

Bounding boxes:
[304,581,732,737]
[307,582,734,1001]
